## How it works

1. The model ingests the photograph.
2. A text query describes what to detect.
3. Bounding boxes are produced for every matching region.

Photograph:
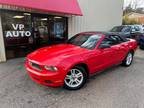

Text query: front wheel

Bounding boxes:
[64,66,87,90]
[121,52,133,67]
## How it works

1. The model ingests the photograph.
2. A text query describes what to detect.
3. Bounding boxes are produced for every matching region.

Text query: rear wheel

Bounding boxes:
[121,52,133,67]
[64,66,87,90]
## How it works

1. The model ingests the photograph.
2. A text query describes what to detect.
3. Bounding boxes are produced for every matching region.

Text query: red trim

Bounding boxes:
[0,0,83,16]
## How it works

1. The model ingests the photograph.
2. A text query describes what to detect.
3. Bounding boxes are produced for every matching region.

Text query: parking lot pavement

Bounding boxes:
[0,49,144,108]
[135,49,144,59]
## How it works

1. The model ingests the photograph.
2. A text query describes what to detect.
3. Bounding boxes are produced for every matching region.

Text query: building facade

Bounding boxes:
[127,12,144,24]
[0,0,123,62]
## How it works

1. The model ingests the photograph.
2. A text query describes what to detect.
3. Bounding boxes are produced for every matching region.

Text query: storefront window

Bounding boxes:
[33,17,49,46]
[0,10,68,59]
[1,10,32,47]
[1,10,33,59]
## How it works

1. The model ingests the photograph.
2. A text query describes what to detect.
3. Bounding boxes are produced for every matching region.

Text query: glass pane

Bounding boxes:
[49,16,67,44]
[1,11,33,47]
[1,10,33,59]
[33,17,48,47]
[54,22,64,39]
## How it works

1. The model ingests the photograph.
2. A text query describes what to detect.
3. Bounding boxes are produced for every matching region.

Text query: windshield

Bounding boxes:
[110,26,130,32]
[67,34,102,49]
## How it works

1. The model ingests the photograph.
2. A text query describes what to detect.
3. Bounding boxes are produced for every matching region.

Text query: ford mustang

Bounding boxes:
[25,32,137,90]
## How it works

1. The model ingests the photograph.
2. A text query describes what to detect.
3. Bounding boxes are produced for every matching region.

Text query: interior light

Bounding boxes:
[41,18,48,21]
[24,13,31,16]
[13,15,24,19]
[54,16,62,19]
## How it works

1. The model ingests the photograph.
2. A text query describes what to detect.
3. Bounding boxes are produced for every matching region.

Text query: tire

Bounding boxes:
[121,52,133,67]
[64,66,87,90]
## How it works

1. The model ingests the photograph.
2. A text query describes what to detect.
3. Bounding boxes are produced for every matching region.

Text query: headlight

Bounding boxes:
[44,66,58,71]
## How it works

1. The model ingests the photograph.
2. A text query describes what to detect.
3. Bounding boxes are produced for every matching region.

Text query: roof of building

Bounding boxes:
[0,0,82,16]
[127,12,144,18]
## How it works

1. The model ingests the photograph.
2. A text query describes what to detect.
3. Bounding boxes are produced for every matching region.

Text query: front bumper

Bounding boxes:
[25,62,66,87]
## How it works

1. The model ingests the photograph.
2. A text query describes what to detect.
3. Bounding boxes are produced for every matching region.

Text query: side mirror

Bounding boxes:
[99,43,111,49]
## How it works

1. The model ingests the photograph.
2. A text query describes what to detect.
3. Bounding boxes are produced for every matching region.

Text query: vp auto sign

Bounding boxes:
[5,24,31,37]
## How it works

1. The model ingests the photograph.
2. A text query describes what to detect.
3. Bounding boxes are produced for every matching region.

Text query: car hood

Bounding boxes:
[27,44,88,65]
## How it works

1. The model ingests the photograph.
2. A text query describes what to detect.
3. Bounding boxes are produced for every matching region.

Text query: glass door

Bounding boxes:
[32,15,68,47]
[32,16,49,48]
[49,17,68,44]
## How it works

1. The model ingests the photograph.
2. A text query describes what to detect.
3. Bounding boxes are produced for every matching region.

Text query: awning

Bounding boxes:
[0,0,82,16]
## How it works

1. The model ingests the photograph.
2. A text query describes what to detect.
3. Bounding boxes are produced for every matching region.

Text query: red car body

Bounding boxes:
[25,32,137,87]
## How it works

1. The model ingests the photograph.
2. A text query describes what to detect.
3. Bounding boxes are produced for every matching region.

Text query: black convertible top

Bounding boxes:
[78,31,128,41]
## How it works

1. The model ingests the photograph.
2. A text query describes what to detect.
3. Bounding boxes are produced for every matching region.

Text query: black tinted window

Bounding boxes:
[134,26,140,31]
[99,38,112,46]
[122,27,131,32]
[100,35,123,46]
[111,35,124,42]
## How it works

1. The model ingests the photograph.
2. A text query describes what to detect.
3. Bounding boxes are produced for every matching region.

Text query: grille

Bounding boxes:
[30,61,42,71]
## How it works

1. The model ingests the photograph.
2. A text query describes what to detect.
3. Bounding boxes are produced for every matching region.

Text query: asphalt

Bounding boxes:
[0,49,144,108]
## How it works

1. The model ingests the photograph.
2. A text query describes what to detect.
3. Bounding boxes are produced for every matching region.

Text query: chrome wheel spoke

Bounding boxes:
[70,69,74,75]
[76,73,83,78]
[75,79,80,84]
[69,80,74,86]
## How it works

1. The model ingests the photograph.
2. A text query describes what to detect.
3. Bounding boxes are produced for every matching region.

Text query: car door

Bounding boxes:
[101,36,122,65]
[85,36,114,74]
[90,36,119,73]
[86,35,126,74]
[109,35,128,62]
[87,47,114,74]
[100,35,127,65]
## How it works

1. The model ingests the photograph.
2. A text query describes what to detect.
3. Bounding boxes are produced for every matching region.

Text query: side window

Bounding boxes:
[108,35,124,45]
[109,35,123,45]
[99,35,124,48]
[131,26,136,32]
[99,38,112,48]
[113,35,124,42]
[134,26,140,31]
[122,26,131,32]
[99,36,119,47]
[100,38,112,45]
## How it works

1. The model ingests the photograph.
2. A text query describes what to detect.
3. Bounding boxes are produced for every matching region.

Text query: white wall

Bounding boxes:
[0,15,6,62]
[68,0,123,38]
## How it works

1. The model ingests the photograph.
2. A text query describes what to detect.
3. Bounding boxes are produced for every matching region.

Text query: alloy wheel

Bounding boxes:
[64,68,84,88]
[126,53,133,66]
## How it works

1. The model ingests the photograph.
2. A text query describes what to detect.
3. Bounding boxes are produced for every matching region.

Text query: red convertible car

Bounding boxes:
[25,32,137,90]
